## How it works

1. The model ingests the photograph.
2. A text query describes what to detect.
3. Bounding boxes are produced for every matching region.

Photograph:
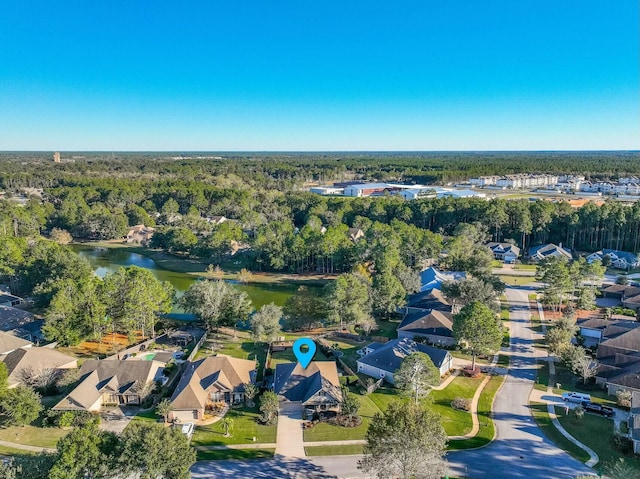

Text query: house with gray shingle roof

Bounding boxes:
[528,243,572,262]
[168,355,256,423]
[273,361,342,412]
[595,327,640,395]
[587,249,640,270]
[356,338,453,385]
[53,359,164,411]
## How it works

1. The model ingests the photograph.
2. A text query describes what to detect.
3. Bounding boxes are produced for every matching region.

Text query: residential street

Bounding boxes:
[446,287,594,479]
[191,287,595,479]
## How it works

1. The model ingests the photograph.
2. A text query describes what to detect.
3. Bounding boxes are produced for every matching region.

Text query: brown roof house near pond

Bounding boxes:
[54,359,165,411]
[168,355,256,423]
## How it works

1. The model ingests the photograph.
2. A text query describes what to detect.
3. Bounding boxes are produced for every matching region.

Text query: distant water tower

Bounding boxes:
[53,151,61,163]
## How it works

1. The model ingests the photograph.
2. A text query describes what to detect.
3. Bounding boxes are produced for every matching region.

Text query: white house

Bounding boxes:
[586,249,639,270]
[528,243,572,262]
[487,242,520,264]
[356,338,453,384]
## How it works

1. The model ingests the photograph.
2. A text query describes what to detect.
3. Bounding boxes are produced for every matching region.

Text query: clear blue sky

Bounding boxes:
[1,1,638,151]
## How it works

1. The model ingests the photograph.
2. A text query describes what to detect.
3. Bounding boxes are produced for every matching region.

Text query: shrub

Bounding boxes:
[451,397,471,411]
[463,366,481,378]
[616,389,632,408]
[571,405,585,422]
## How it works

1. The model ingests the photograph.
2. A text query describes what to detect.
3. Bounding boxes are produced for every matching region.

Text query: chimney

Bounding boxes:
[559,242,563,249]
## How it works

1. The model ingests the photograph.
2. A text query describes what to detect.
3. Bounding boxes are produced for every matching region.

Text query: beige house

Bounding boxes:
[54,359,164,411]
[273,361,342,412]
[168,355,256,423]
[0,331,32,355]
[126,224,156,245]
[1,346,76,388]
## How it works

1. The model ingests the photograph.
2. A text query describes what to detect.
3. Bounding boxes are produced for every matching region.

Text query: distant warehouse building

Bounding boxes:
[343,183,418,197]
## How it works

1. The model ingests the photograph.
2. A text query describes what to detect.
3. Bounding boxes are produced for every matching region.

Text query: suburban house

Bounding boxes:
[168,355,256,423]
[528,243,573,262]
[54,359,165,411]
[0,293,24,308]
[577,317,639,346]
[587,249,640,270]
[486,242,521,264]
[347,228,364,242]
[397,308,455,346]
[1,346,77,388]
[397,288,455,345]
[629,392,640,454]
[126,224,156,245]
[273,361,342,412]
[0,331,32,355]
[418,267,466,293]
[0,306,34,332]
[593,326,640,395]
[356,338,453,384]
[205,215,227,226]
[600,284,640,312]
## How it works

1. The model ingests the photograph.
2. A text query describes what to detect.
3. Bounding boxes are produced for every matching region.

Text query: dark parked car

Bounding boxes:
[581,401,614,418]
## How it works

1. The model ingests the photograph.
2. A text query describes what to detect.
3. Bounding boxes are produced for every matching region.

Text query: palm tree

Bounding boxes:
[156,399,173,424]
[221,417,234,437]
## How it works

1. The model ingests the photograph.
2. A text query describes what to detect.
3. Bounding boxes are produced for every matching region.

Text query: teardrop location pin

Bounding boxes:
[292,338,316,369]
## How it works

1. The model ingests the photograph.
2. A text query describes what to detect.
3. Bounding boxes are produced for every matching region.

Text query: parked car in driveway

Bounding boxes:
[562,392,591,403]
[581,401,614,418]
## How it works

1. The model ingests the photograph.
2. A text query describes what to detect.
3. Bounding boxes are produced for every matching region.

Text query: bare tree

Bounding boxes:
[569,347,599,385]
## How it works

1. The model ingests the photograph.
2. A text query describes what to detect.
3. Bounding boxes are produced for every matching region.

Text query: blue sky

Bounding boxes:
[0,1,637,150]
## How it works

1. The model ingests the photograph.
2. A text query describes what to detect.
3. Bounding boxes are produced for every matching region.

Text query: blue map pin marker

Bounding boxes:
[292,338,316,369]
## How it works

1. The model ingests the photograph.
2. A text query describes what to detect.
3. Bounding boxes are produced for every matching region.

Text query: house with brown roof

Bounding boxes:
[168,355,256,423]
[0,331,32,355]
[397,309,455,346]
[53,359,164,411]
[347,228,364,242]
[126,224,156,245]
[0,306,34,332]
[594,326,640,395]
[273,361,342,413]
[1,346,77,388]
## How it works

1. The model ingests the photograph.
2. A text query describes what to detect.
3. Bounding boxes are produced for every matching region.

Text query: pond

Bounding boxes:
[71,246,316,311]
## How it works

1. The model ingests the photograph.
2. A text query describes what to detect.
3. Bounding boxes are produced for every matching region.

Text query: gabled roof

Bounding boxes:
[602,249,639,264]
[0,331,32,354]
[528,243,572,260]
[406,288,451,311]
[601,284,640,296]
[170,355,256,410]
[0,306,33,331]
[397,309,453,338]
[1,347,76,387]
[54,359,164,411]
[419,267,466,292]
[274,361,342,406]
[487,242,521,256]
[357,338,451,373]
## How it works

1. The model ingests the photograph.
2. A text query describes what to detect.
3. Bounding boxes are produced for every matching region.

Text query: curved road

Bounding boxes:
[191,287,594,479]
[447,287,593,479]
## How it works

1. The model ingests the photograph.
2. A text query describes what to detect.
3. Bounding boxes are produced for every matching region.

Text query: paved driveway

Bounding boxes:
[276,401,305,457]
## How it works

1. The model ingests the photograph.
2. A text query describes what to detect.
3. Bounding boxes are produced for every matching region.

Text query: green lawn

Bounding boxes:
[325,338,363,371]
[305,445,364,456]
[131,409,161,424]
[497,354,510,367]
[500,298,510,321]
[429,376,483,437]
[373,318,401,338]
[269,346,330,367]
[448,374,506,450]
[450,351,491,365]
[195,449,275,461]
[0,425,67,448]
[551,365,616,406]
[514,264,537,271]
[497,275,536,286]
[368,386,399,412]
[303,394,380,441]
[535,361,549,391]
[191,406,277,446]
[555,406,640,474]
[0,445,35,456]
[529,293,538,301]
[529,402,590,463]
